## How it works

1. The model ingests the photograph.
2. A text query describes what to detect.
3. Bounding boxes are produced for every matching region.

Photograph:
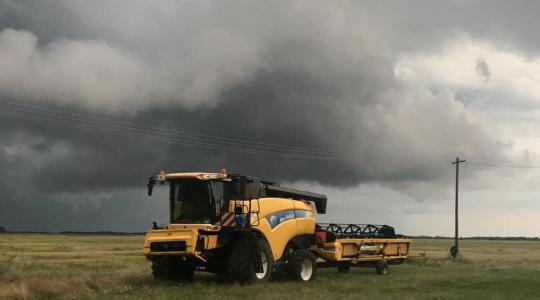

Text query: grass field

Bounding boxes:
[0,234,539,299]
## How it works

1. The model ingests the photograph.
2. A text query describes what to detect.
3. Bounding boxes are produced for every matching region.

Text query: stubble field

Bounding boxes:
[0,234,539,299]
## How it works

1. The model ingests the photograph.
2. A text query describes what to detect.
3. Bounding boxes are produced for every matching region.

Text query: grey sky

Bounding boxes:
[0,1,539,236]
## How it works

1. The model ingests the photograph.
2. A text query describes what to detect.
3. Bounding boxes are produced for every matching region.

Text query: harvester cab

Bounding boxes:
[143,170,410,284]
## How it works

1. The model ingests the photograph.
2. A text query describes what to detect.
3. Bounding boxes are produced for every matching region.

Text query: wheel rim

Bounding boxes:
[300,259,313,281]
[255,251,268,279]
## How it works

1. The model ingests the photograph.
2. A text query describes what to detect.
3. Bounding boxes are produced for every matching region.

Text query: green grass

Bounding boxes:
[1,234,539,299]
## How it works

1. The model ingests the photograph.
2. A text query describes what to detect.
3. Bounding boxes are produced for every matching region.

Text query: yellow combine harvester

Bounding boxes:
[144,170,411,283]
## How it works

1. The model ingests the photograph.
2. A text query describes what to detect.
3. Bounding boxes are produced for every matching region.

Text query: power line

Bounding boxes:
[6,102,345,156]
[10,103,538,168]
[469,161,540,169]
[0,109,340,160]
[0,102,362,162]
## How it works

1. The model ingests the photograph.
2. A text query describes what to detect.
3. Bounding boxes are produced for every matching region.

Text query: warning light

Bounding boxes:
[158,170,166,181]
[220,168,227,175]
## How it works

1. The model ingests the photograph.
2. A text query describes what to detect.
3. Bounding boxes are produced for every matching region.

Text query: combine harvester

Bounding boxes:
[144,170,411,283]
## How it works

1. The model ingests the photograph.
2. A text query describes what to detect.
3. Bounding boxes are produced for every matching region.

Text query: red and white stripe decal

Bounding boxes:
[220,212,236,227]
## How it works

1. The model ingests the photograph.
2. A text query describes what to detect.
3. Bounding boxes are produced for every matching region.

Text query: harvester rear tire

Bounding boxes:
[151,256,196,281]
[375,260,388,275]
[287,249,317,282]
[228,237,274,284]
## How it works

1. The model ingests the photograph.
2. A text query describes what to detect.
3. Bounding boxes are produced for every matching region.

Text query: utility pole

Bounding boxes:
[450,157,466,258]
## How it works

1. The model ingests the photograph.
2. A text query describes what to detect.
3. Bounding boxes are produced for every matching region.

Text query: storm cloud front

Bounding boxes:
[1,1,539,235]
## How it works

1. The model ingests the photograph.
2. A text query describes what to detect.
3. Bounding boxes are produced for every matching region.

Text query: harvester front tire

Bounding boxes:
[151,256,195,281]
[228,237,274,284]
[287,249,317,282]
[375,260,388,275]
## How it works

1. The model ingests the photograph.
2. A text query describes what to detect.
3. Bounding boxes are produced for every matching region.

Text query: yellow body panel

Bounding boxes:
[293,200,316,234]
[251,198,297,260]
[143,197,317,261]
[143,224,222,256]
[263,198,315,260]
[204,235,219,249]
[143,227,198,256]
[229,198,315,260]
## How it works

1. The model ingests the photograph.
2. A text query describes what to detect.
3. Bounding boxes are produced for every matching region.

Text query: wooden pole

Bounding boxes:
[451,157,465,257]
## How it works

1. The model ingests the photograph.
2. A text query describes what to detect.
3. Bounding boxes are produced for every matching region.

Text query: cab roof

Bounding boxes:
[164,172,228,180]
[151,171,327,214]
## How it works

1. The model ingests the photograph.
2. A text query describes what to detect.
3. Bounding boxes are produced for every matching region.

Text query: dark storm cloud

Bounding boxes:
[0,0,529,231]
[1,65,503,191]
[3,2,506,191]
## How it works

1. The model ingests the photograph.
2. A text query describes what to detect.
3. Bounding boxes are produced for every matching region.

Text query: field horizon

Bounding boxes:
[1,231,539,240]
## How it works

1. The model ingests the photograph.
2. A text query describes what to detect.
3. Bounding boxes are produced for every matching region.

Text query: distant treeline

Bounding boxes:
[0,230,144,235]
[412,236,539,241]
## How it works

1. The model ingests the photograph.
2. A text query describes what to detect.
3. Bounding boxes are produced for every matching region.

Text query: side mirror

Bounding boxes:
[147,177,156,196]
